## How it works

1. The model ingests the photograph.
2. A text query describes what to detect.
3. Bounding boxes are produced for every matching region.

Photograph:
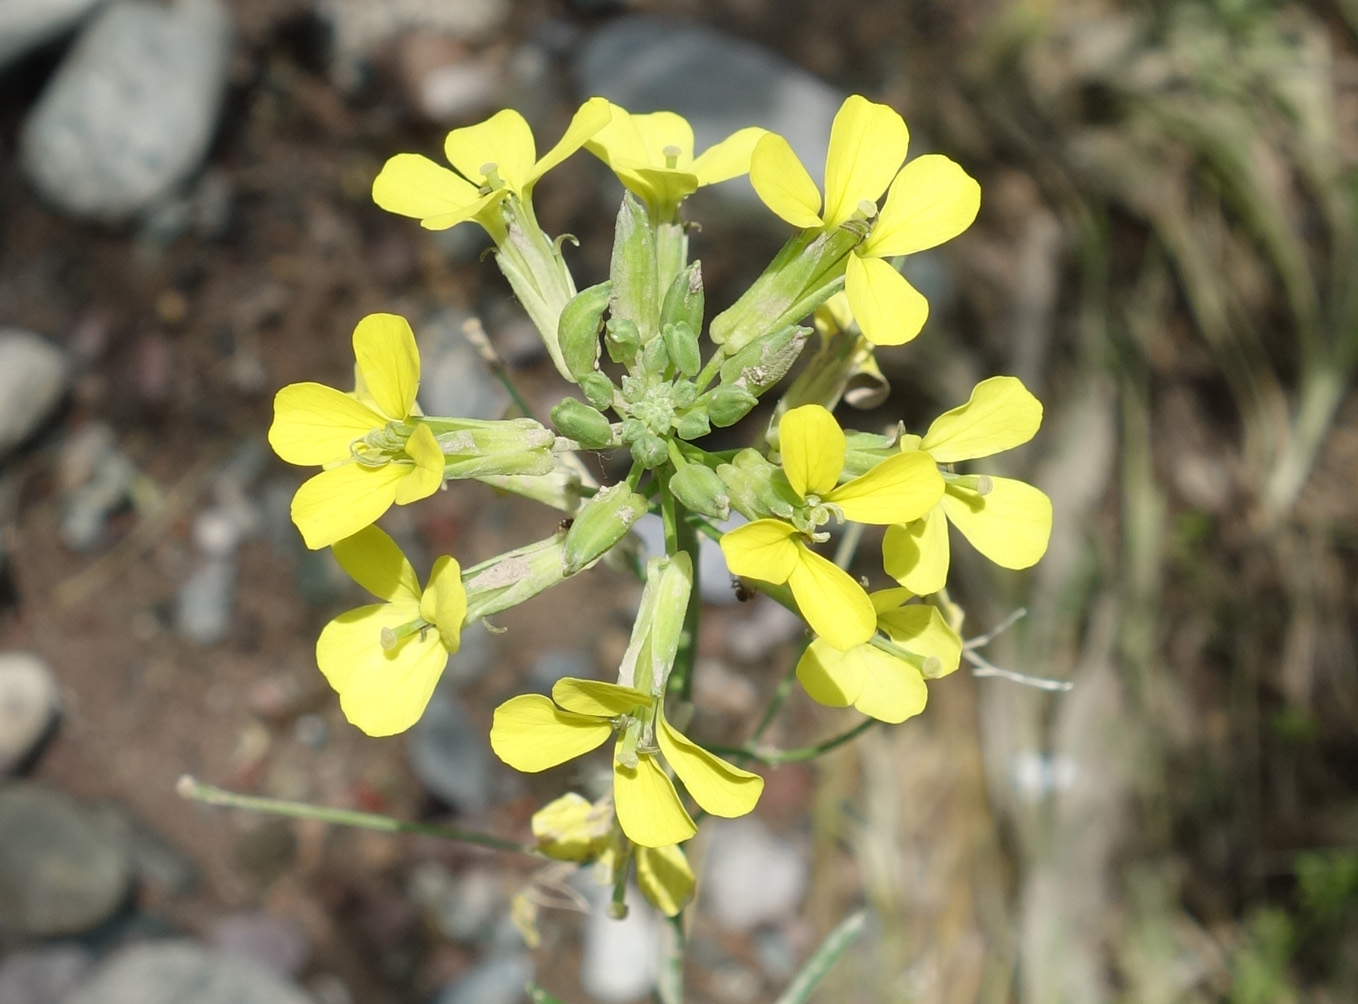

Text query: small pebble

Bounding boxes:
[0,652,61,775]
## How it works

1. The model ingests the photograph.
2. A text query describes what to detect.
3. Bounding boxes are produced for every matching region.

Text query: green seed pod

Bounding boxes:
[673,410,710,441]
[703,385,758,428]
[609,193,659,342]
[558,281,612,383]
[719,323,810,394]
[605,317,641,365]
[669,462,730,520]
[580,372,617,411]
[661,321,701,378]
[629,433,668,469]
[551,398,615,449]
[660,262,704,336]
[563,482,650,575]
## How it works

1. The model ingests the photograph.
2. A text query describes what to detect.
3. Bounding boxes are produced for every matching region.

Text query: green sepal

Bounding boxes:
[659,261,704,336]
[673,410,710,441]
[717,448,798,520]
[562,482,650,575]
[608,193,659,343]
[551,398,615,449]
[558,280,612,383]
[702,385,759,428]
[669,462,730,520]
[661,321,701,378]
[841,429,900,478]
[719,323,810,394]
[605,318,641,365]
[433,417,558,479]
[580,372,617,411]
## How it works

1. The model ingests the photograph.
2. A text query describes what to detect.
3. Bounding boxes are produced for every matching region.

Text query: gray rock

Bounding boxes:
[208,911,312,978]
[0,330,69,462]
[59,429,137,552]
[580,883,659,1003]
[19,0,234,223]
[433,952,532,1004]
[0,784,131,937]
[0,944,94,1004]
[0,651,61,774]
[416,309,510,421]
[406,684,493,811]
[174,556,236,645]
[319,0,509,61]
[702,817,807,932]
[0,0,106,69]
[62,941,313,1004]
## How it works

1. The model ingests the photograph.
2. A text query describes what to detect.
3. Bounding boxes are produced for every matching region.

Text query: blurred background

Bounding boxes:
[1,1,1356,1002]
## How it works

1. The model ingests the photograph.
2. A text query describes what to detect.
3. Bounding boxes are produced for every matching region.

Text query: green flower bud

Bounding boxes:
[660,262,704,336]
[605,317,641,365]
[433,418,558,479]
[563,482,650,575]
[580,372,617,411]
[719,323,810,394]
[629,433,668,469]
[558,281,612,383]
[669,462,730,519]
[673,410,710,441]
[702,385,758,428]
[609,193,659,342]
[551,398,615,449]
[670,381,697,410]
[640,335,670,375]
[661,321,701,378]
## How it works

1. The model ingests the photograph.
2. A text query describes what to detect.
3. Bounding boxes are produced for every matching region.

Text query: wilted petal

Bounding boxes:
[552,678,651,717]
[795,638,866,707]
[656,714,763,819]
[779,404,845,499]
[827,450,943,524]
[864,154,981,258]
[490,695,613,772]
[720,520,801,584]
[269,382,382,467]
[750,133,824,229]
[788,544,876,650]
[614,754,697,848]
[883,508,950,595]
[921,376,1043,462]
[291,462,406,550]
[823,95,910,226]
[636,844,695,917]
[844,253,929,347]
[941,477,1052,569]
[876,604,962,678]
[352,313,420,422]
[332,525,421,603]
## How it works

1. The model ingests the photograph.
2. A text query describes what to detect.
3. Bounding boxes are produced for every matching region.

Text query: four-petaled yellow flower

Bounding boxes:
[749,94,981,346]
[269,313,443,550]
[372,97,612,241]
[883,376,1053,594]
[585,102,766,216]
[796,588,962,723]
[720,404,943,651]
[490,678,764,848]
[317,526,466,737]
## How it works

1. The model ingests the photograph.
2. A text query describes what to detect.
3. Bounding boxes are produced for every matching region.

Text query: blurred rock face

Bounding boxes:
[0,0,107,69]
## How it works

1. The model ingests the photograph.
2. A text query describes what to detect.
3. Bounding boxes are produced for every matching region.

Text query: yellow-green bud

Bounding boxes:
[719,323,809,394]
[629,433,668,469]
[609,193,659,342]
[660,261,704,335]
[640,335,669,374]
[669,462,730,519]
[563,482,650,575]
[558,280,612,383]
[551,398,615,449]
[605,317,640,365]
[673,410,710,441]
[703,385,758,428]
[580,372,616,411]
[661,321,701,378]
[618,552,693,695]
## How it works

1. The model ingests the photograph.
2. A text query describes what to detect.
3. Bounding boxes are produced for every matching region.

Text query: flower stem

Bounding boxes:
[176,776,534,856]
[707,718,880,766]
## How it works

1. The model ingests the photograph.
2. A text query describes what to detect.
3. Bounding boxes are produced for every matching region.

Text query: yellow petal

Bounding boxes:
[419,554,465,652]
[528,96,613,188]
[719,520,801,584]
[823,95,909,227]
[940,477,1052,569]
[392,424,444,505]
[750,133,824,229]
[631,167,700,207]
[788,544,876,650]
[489,694,614,772]
[863,154,981,258]
[826,450,944,524]
[332,525,421,602]
[690,127,768,186]
[921,376,1043,463]
[877,604,962,678]
[779,404,845,499]
[551,678,651,717]
[636,845,695,917]
[445,108,536,192]
[844,253,929,346]
[532,792,611,862]
[870,586,916,613]
[852,651,928,724]
[290,462,406,550]
[371,153,484,222]
[317,602,446,736]
[883,508,950,594]
[585,103,649,168]
[352,313,419,422]
[269,382,383,467]
[795,638,865,707]
[613,753,697,848]
[631,111,695,166]
[656,714,763,818]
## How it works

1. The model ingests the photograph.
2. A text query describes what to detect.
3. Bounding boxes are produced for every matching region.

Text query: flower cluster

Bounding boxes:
[265,94,1050,933]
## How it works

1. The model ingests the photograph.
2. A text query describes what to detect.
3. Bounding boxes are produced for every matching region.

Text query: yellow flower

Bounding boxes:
[371,97,612,239]
[490,677,764,848]
[585,103,766,214]
[796,588,962,723]
[268,313,443,550]
[749,94,981,346]
[720,404,943,650]
[883,376,1053,593]
[317,526,465,737]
